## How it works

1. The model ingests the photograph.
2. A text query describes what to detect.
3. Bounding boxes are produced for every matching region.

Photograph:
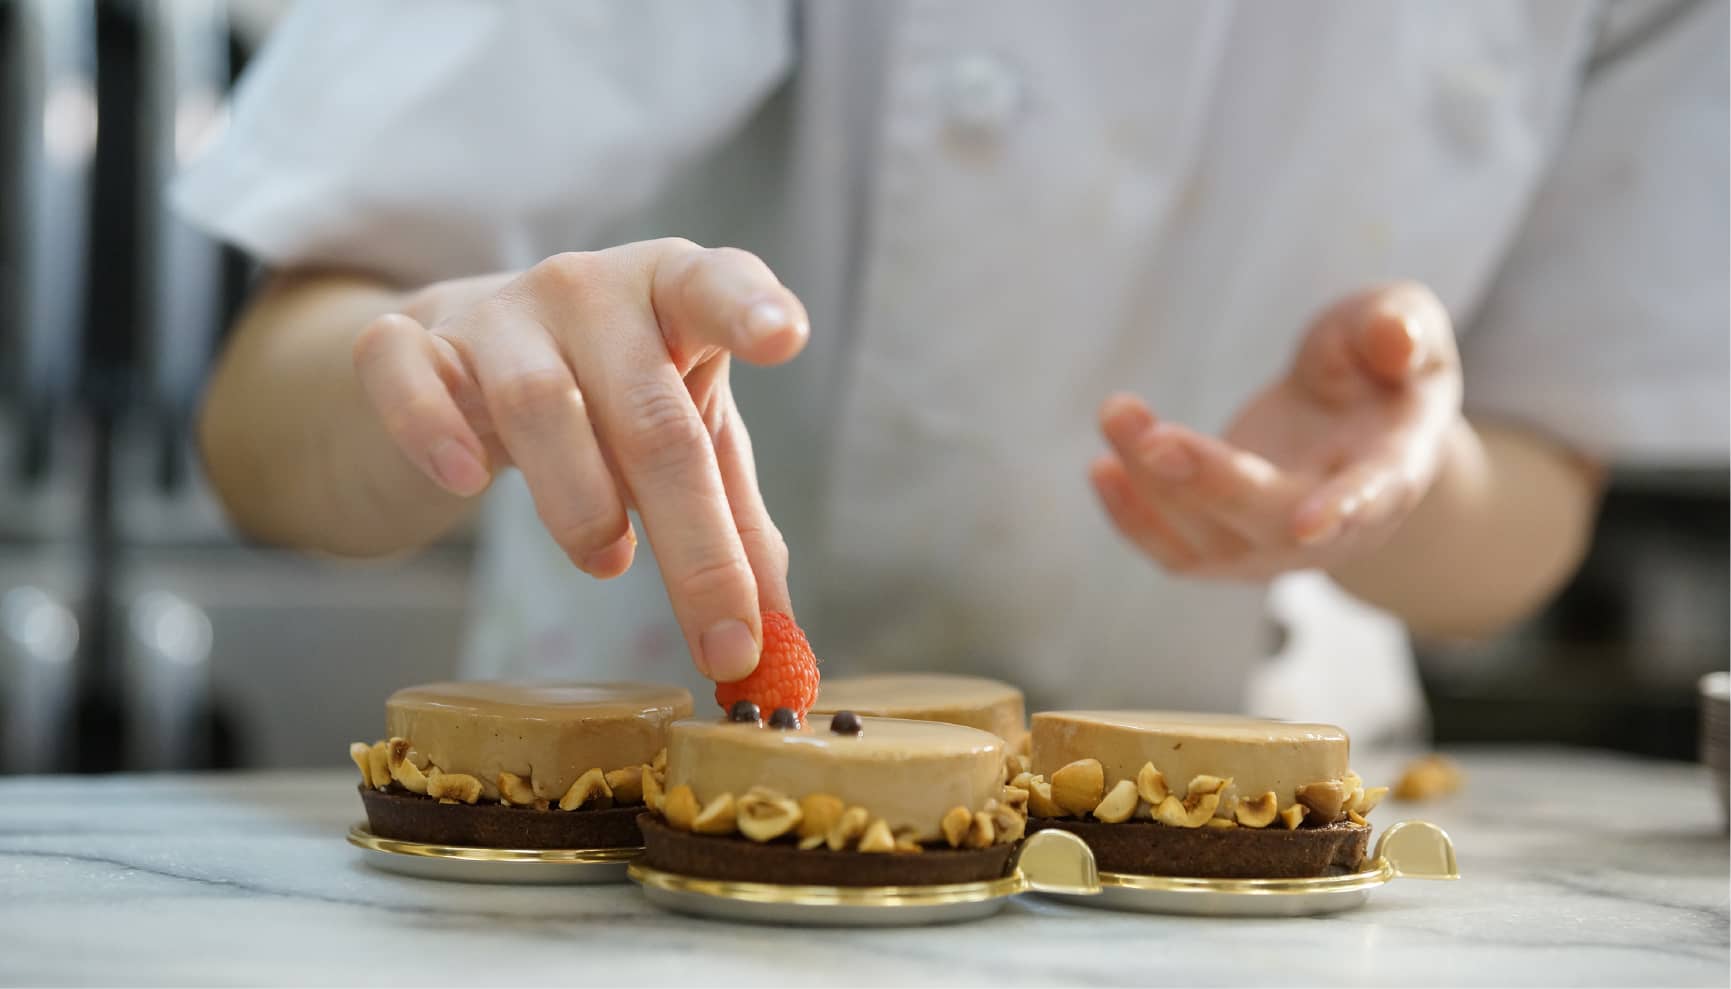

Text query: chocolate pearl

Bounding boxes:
[829,711,863,736]
[728,700,762,724]
[768,707,801,730]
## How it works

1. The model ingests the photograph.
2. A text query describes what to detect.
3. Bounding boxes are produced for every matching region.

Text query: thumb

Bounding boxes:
[1352,281,1456,386]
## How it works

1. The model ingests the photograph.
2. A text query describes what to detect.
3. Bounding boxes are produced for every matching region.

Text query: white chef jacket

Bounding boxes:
[176,0,1728,744]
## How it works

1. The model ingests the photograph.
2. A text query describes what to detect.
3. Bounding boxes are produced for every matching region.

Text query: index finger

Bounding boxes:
[547,293,760,683]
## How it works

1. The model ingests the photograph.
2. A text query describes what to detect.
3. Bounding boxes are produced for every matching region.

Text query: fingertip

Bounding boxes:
[426,438,490,497]
[736,296,810,365]
[701,618,761,683]
[1361,310,1421,381]
[1099,392,1154,429]
[579,528,637,579]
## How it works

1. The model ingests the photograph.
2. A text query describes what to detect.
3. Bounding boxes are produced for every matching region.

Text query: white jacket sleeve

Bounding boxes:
[173,0,793,286]
[1461,0,1728,466]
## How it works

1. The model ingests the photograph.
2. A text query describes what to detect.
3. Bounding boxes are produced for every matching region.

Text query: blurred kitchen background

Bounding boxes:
[1,0,1726,776]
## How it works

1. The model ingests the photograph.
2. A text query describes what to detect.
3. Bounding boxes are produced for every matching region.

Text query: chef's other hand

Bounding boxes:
[351,240,808,682]
[1091,281,1461,581]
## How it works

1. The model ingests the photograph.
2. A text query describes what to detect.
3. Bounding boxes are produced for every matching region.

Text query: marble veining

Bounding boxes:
[0,749,1724,986]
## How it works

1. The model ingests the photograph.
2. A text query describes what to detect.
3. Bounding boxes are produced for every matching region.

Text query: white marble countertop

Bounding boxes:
[0,748,1725,986]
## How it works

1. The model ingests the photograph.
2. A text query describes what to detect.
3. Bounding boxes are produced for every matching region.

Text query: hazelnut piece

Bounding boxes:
[1092,779,1139,824]
[1025,777,1063,818]
[1235,791,1279,828]
[605,766,645,805]
[737,789,802,842]
[798,794,845,842]
[1136,763,1168,805]
[990,803,1026,843]
[1296,779,1347,824]
[641,766,665,812]
[827,806,870,851]
[1051,759,1105,816]
[558,768,613,811]
[497,771,536,807]
[858,818,896,853]
[1279,804,1305,830]
[386,739,429,795]
[366,741,392,790]
[663,785,700,831]
[966,811,995,849]
[426,771,482,804]
[940,805,973,848]
[1154,791,1220,829]
[348,743,372,785]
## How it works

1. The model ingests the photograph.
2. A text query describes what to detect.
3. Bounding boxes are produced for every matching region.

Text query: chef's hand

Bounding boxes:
[352,240,807,681]
[1090,281,1461,581]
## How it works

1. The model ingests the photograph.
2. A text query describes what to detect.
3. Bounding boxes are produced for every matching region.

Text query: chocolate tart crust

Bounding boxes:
[636,814,1016,886]
[359,784,644,850]
[1029,818,1369,878]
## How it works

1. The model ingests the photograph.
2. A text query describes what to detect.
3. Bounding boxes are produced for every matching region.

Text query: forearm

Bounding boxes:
[198,270,505,556]
[1327,417,1603,640]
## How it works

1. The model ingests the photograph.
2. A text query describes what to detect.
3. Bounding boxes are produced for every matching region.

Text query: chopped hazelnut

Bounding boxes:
[558,768,613,812]
[798,835,827,851]
[737,789,801,842]
[641,766,665,812]
[651,748,668,774]
[799,794,846,842]
[827,806,870,851]
[1186,774,1231,797]
[893,830,925,854]
[1051,759,1105,816]
[1000,785,1030,813]
[1347,810,1369,827]
[692,793,738,835]
[1355,786,1389,816]
[1204,817,1237,829]
[1235,791,1279,828]
[1026,777,1063,818]
[1296,779,1347,824]
[1092,779,1139,824]
[1136,762,1168,805]
[940,805,973,848]
[966,811,996,849]
[366,741,392,790]
[990,802,1027,843]
[426,771,482,804]
[1010,771,1038,791]
[688,793,737,835]
[386,739,429,795]
[605,766,645,805]
[348,743,372,785]
[1154,791,1220,829]
[497,771,536,807]
[663,785,699,831]
[1393,755,1463,802]
[858,818,896,853]
[1279,804,1305,830]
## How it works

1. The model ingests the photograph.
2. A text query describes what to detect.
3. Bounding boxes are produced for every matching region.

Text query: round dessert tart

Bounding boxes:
[1022,711,1388,879]
[635,711,1029,888]
[811,673,1029,754]
[347,681,692,851]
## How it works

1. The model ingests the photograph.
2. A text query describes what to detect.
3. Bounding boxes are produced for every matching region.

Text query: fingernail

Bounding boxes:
[428,439,488,496]
[1147,439,1197,481]
[581,532,635,576]
[701,619,759,683]
[1298,514,1342,547]
[1403,316,1426,371]
[743,301,790,342]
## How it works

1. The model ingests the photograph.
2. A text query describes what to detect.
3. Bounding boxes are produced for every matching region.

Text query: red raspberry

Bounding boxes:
[714,612,820,718]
